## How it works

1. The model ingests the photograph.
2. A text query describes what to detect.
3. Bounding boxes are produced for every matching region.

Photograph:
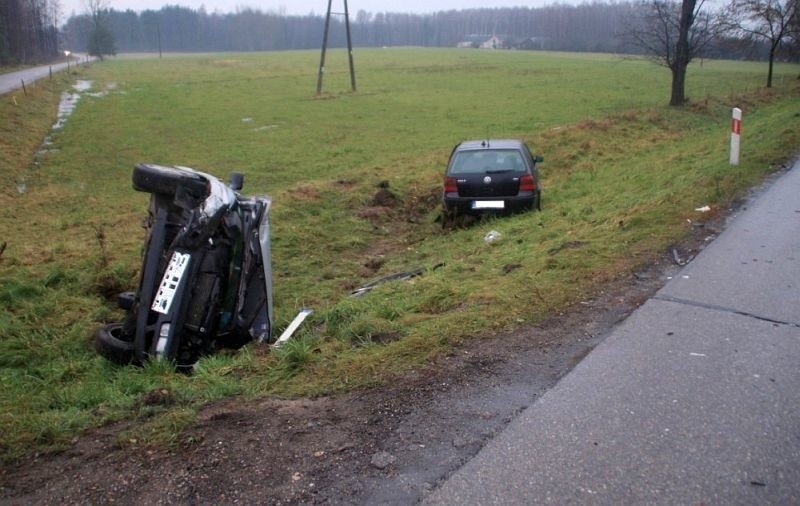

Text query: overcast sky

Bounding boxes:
[60,1,551,18]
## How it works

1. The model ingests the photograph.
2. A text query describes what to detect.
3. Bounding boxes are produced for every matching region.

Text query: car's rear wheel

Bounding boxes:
[132,164,209,198]
[441,207,458,229]
[94,323,135,365]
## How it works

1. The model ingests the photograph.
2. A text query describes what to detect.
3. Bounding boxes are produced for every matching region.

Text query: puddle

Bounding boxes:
[87,82,120,98]
[73,80,93,92]
[19,80,102,195]
[53,80,93,130]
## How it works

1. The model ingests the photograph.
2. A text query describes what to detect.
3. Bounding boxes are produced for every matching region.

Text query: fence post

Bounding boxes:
[21,80,27,95]
[730,108,742,166]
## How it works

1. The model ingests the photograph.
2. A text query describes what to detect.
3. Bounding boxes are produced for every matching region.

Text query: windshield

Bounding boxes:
[449,149,526,175]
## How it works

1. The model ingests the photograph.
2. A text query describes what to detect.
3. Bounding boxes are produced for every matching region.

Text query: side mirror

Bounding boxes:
[534,155,544,163]
[230,172,244,191]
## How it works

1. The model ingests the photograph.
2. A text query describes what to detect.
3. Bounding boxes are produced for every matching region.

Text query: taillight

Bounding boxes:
[444,176,458,193]
[519,174,536,192]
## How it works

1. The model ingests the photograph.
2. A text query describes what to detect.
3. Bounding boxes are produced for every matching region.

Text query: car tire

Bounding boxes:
[94,322,135,365]
[441,208,457,229]
[132,163,209,198]
[536,190,542,211]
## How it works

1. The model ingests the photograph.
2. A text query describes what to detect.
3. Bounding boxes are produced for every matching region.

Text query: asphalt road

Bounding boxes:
[427,159,800,504]
[0,55,90,95]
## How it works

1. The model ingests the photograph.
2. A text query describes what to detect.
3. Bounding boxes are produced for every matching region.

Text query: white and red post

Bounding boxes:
[730,108,742,166]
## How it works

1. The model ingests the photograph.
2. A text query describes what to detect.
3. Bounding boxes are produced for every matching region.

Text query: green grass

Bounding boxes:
[1,48,798,462]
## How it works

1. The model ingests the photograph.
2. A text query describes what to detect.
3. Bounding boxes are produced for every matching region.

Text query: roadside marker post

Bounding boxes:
[730,107,742,166]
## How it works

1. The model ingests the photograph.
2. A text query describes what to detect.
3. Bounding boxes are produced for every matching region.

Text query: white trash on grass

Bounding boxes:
[484,230,502,245]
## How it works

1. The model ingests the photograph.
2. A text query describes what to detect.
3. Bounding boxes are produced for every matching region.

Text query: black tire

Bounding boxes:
[94,323,136,365]
[441,206,458,229]
[536,190,542,211]
[132,163,209,198]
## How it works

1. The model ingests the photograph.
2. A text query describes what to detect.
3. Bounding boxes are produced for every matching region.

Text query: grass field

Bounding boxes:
[1,48,798,461]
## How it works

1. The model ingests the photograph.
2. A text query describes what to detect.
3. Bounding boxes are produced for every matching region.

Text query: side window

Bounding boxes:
[523,145,534,166]
[522,144,537,176]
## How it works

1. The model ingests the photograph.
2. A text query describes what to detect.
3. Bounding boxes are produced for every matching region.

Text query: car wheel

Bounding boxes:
[441,208,457,229]
[94,323,135,365]
[536,190,542,211]
[132,163,209,198]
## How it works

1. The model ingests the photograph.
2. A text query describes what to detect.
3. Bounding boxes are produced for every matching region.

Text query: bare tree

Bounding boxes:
[628,0,717,106]
[85,0,115,59]
[720,0,798,87]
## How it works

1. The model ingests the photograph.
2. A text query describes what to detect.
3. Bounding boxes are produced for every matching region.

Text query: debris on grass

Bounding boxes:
[483,230,502,244]
[670,247,695,266]
[350,263,444,297]
[695,205,711,212]
[547,240,587,255]
[272,309,314,348]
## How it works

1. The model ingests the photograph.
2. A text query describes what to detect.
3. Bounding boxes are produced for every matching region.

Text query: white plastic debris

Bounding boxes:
[484,230,502,244]
[695,205,711,212]
[272,308,313,348]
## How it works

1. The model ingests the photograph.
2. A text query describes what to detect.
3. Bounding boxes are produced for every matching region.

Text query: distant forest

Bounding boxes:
[1,2,791,66]
[59,4,774,60]
[1,0,60,65]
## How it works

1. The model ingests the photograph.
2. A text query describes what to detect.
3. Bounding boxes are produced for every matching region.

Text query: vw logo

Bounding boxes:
[483,176,492,184]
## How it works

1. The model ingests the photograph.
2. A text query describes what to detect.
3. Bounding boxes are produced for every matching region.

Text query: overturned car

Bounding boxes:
[94,164,274,369]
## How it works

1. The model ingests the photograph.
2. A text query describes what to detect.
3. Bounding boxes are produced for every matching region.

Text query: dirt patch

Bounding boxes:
[140,388,175,407]
[360,182,440,227]
[370,181,400,208]
[363,256,385,273]
[287,184,321,202]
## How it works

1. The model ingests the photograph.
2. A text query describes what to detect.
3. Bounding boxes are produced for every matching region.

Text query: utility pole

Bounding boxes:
[316,0,357,95]
[316,0,333,95]
[343,0,357,92]
[157,19,163,58]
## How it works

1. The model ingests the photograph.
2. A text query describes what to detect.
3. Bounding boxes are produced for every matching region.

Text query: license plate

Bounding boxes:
[151,252,191,315]
[472,200,505,209]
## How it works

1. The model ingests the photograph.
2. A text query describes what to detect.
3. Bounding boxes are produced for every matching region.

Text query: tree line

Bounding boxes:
[58,2,789,58]
[0,0,61,65]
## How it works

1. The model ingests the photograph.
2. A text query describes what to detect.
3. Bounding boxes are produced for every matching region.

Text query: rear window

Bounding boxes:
[449,149,526,175]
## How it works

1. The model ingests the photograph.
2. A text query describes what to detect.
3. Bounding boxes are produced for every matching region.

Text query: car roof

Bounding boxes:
[455,139,526,152]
